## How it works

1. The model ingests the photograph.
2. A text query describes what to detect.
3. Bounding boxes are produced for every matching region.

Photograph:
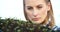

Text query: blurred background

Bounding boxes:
[0,0,60,27]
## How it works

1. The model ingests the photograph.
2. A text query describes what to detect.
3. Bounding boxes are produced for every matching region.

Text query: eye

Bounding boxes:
[27,6,33,10]
[37,5,42,9]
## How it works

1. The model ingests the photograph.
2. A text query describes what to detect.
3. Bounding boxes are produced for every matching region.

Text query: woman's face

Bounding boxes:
[25,0,50,24]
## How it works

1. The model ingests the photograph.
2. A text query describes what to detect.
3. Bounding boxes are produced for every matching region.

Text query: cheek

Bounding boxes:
[42,10,47,15]
[41,6,48,17]
[25,11,33,19]
[39,8,47,19]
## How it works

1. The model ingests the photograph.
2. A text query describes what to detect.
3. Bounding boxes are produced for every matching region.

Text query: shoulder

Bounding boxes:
[52,25,60,32]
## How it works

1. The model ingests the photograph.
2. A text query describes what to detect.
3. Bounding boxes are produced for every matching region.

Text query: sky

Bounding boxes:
[51,0,60,27]
[0,0,60,27]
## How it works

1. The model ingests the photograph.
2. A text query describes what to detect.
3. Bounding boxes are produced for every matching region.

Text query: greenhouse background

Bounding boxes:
[0,0,60,27]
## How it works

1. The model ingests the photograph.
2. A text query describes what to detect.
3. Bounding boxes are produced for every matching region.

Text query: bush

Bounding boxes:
[0,18,58,32]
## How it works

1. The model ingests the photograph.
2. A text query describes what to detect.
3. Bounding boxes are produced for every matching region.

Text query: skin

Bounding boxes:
[25,0,50,24]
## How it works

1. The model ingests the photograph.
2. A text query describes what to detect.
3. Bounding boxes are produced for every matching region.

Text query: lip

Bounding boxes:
[32,18,39,21]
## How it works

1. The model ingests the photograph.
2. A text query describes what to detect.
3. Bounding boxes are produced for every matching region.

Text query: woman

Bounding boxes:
[23,0,55,29]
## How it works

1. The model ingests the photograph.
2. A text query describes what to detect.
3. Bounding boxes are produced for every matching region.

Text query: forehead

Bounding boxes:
[25,0,46,6]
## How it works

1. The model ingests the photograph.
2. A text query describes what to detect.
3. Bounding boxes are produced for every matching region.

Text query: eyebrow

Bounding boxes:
[25,5,32,7]
[36,4,42,6]
[25,6,33,9]
[26,6,31,7]
[25,4,43,7]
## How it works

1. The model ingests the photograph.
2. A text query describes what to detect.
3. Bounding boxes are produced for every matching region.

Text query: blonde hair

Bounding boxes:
[45,0,55,28]
[23,0,55,29]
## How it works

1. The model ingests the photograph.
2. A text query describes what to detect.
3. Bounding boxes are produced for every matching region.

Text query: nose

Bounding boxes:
[33,9,38,17]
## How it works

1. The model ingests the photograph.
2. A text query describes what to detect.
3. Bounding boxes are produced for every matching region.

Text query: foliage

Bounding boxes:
[0,18,59,32]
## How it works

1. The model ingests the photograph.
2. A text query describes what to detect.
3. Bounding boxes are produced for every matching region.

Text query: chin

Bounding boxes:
[32,21,42,24]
